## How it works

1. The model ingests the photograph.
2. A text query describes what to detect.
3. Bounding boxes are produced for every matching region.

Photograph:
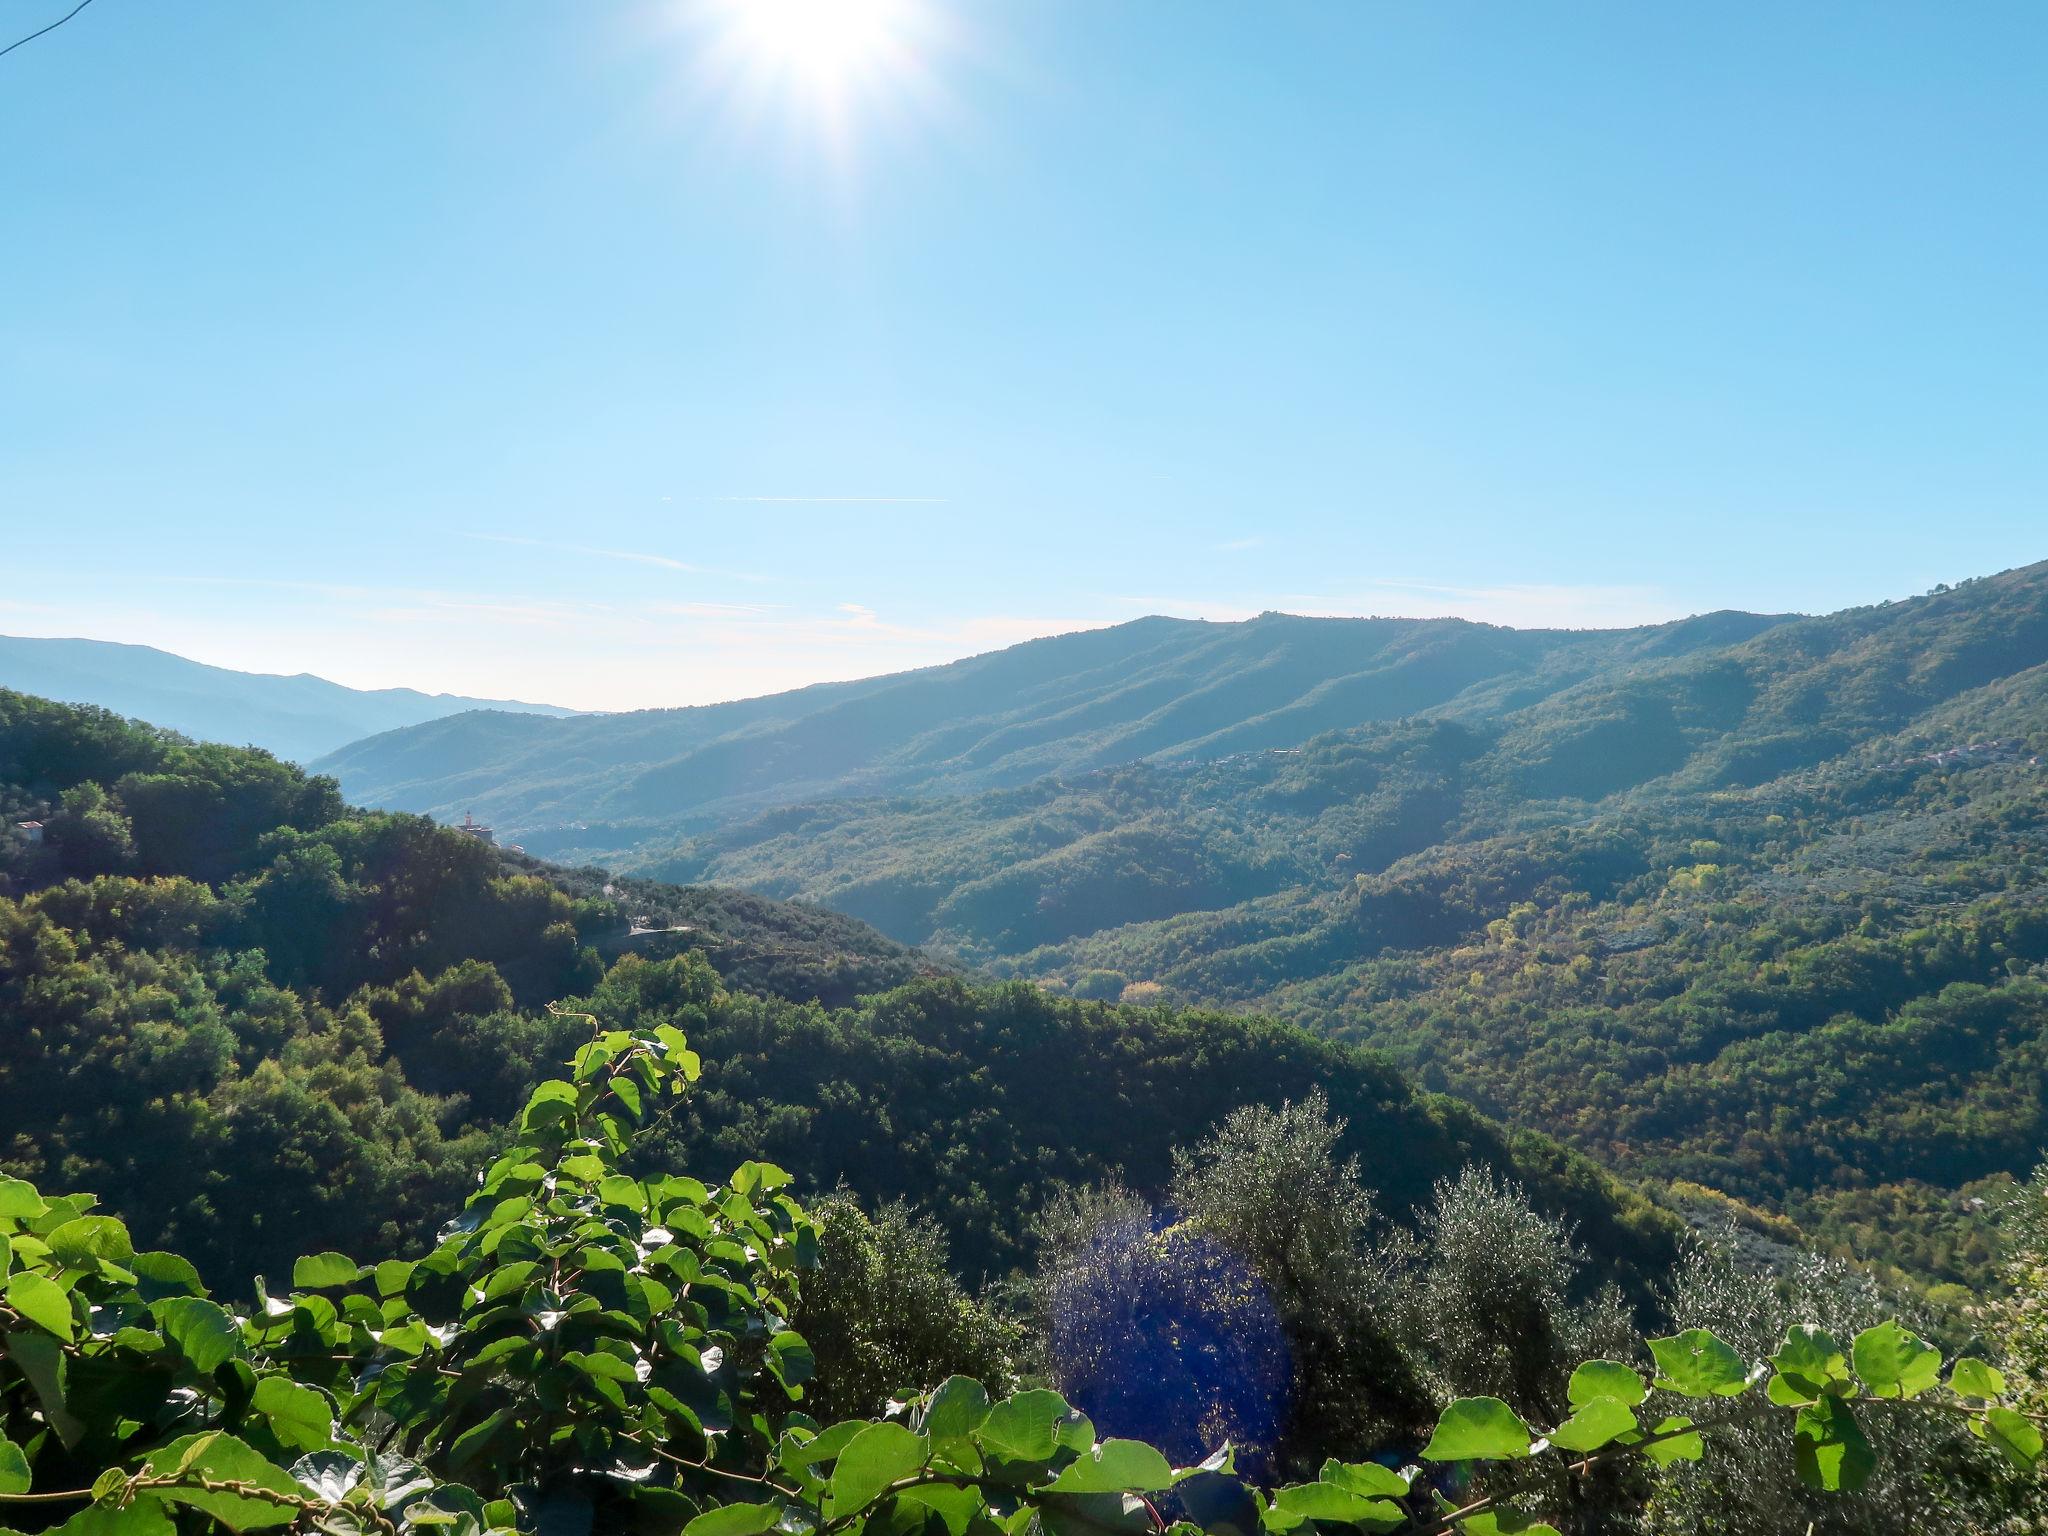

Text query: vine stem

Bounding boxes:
[1888,1396,2048,1423]
[636,1438,805,1497]
[1,1474,397,1536]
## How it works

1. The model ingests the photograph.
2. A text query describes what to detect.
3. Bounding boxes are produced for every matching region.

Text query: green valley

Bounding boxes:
[575,563,2048,1287]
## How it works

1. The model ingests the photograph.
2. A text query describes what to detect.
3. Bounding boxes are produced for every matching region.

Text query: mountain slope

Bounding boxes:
[316,607,1789,845]
[0,634,577,763]
[0,686,1677,1299]
[611,565,2048,1287]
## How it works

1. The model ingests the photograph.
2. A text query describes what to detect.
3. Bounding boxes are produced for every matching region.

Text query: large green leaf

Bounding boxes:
[45,1217,133,1269]
[0,1178,46,1221]
[978,1390,1071,1463]
[1850,1321,1940,1400]
[1566,1360,1645,1410]
[288,1451,364,1504]
[290,1253,360,1290]
[1269,1482,1402,1526]
[766,1330,813,1391]
[44,1494,178,1536]
[682,1504,781,1536]
[154,1298,243,1375]
[1635,1416,1703,1466]
[1459,1513,1562,1536]
[1948,1357,2006,1403]
[921,1377,992,1444]
[1041,1440,1175,1494]
[5,1329,83,1446]
[518,1081,579,1133]
[0,1436,29,1495]
[897,1483,985,1536]
[1647,1330,1750,1398]
[777,1421,867,1470]
[826,1423,930,1517]
[251,1377,335,1452]
[127,1252,205,1303]
[1546,1396,1636,1454]
[1420,1398,1532,1462]
[1768,1325,1849,1405]
[6,1272,75,1341]
[1978,1407,2045,1470]
[1316,1460,1407,1497]
[1792,1397,1875,1492]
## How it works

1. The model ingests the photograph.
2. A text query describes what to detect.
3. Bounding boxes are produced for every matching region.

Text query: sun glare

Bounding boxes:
[681,0,941,144]
[726,0,912,86]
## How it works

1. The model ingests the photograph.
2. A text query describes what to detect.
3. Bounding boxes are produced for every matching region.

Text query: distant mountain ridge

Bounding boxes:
[312,560,2048,1289]
[0,635,579,764]
[314,605,1792,844]
[617,561,2048,1290]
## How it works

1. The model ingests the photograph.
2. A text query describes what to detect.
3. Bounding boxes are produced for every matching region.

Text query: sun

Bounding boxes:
[722,0,915,87]
[663,0,950,163]
[687,0,936,127]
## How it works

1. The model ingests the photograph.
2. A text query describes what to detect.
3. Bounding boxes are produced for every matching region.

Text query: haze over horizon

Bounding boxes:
[0,572,2008,717]
[6,1,2046,709]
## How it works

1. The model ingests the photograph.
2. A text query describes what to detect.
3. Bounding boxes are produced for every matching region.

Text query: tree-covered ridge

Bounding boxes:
[525,862,938,1012]
[0,689,1673,1305]
[603,567,2048,1287]
[636,564,2048,959]
[1003,747,2048,1289]
[312,605,1791,842]
[633,721,1478,955]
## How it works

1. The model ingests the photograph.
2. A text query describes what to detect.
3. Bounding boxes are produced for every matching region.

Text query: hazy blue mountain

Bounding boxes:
[0,635,578,764]
[314,606,1789,845]
[630,562,2048,951]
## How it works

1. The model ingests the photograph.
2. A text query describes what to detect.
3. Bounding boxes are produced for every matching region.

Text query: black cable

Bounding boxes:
[0,0,99,62]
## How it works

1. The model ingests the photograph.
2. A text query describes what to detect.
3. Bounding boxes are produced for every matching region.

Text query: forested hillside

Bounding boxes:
[0,635,577,763]
[5,689,2046,1536]
[617,563,2048,1287]
[0,687,1673,1299]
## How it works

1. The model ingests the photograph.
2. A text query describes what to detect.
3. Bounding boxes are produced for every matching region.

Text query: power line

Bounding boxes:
[0,0,99,63]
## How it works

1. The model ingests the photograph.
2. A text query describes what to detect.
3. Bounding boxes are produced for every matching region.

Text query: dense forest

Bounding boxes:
[3,689,2047,1532]
[605,565,2048,1290]
[0,687,1670,1296]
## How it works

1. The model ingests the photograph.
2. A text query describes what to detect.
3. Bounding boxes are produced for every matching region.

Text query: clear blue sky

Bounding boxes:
[3,1,2043,709]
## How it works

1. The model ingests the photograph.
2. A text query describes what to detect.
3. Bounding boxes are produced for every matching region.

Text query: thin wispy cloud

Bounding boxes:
[465,533,701,573]
[711,496,948,505]
[165,575,398,601]
[654,600,781,618]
